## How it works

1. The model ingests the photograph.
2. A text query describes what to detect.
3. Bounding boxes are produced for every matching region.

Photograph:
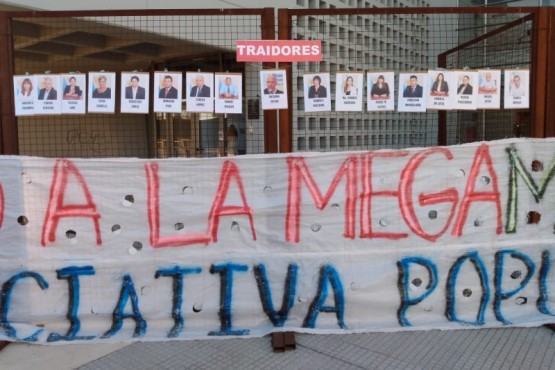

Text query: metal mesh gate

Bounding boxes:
[9,10,268,158]
[285,8,537,152]
[442,14,533,144]
[0,7,551,157]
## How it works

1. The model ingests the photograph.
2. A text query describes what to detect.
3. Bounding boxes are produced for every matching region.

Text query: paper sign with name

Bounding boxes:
[61,74,86,114]
[367,71,394,112]
[121,72,150,114]
[154,72,183,113]
[35,75,62,115]
[304,73,331,112]
[236,40,322,62]
[186,72,214,113]
[336,72,363,112]
[504,69,529,109]
[454,71,478,110]
[1,138,555,344]
[260,70,288,110]
[427,70,453,110]
[215,73,242,114]
[13,75,36,116]
[398,72,427,112]
[88,72,116,113]
[477,70,501,109]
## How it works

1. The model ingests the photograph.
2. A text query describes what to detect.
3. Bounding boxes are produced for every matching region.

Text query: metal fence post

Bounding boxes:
[262,7,278,154]
[0,12,17,154]
[278,8,292,154]
[531,7,549,138]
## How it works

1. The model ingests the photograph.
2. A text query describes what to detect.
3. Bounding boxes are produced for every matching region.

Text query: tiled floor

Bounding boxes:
[75,327,555,370]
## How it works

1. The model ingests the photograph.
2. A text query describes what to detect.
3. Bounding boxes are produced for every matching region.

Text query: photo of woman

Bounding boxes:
[343,76,358,96]
[367,71,394,111]
[19,78,33,98]
[13,75,37,116]
[63,76,83,100]
[92,75,111,99]
[308,75,327,98]
[88,71,116,113]
[430,72,449,96]
[337,72,363,112]
[304,72,330,112]
[370,75,390,100]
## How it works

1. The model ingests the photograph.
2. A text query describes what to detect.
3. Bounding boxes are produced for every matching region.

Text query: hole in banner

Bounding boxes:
[511,270,522,279]
[122,194,135,207]
[527,211,541,224]
[311,223,321,232]
[111,224,121,234]
[480,176,490,185]
[412,278,422,287]
[531,160,543,172]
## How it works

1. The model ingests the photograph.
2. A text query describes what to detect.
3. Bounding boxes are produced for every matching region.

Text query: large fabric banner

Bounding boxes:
[1,138,554,344]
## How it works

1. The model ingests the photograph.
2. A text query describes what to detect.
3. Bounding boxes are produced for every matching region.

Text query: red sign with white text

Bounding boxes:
[236,40,322,62]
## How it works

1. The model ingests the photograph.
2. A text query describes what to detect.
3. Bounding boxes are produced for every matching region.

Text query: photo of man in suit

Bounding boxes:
[263,74,284,95]
[125,75,146,100]
[403,75,423,98]
[190,75,211,97]
[38,77,57,100]
[457,75,473,95]
[159,75,178,99]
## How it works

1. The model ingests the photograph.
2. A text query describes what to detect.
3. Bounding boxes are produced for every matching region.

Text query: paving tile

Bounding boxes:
[76,327,555,370]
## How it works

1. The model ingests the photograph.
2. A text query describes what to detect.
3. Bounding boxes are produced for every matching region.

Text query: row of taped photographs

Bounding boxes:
[14,71,242,116]
[13,69,529,116]
[299,69,529,112]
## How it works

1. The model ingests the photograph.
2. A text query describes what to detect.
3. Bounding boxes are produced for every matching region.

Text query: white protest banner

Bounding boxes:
[1,138,555,344]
